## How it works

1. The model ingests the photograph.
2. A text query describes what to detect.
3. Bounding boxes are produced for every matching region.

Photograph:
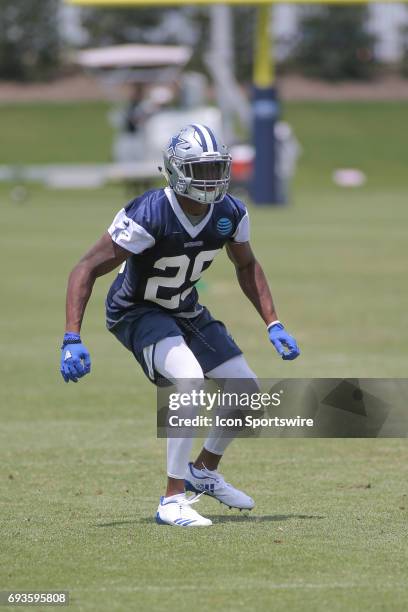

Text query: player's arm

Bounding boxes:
[226,241,300,360]
[61,233,130,383]
[65,232,129,333]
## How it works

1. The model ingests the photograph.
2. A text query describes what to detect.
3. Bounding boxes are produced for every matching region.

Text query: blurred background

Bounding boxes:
[0,1,407,386]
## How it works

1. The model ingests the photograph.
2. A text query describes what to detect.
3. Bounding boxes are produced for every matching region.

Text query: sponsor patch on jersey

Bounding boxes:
[216,217,233,236]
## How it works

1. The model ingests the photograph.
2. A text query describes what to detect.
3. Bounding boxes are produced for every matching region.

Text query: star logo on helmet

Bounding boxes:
[167,134,189,157]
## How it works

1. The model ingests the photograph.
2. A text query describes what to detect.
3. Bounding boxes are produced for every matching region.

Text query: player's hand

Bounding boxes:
[268,322,300,361]
[60,333,91,383]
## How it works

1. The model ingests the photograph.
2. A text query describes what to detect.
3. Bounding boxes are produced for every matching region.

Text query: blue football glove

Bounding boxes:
[268,322,300,361]
[60,333,91,383]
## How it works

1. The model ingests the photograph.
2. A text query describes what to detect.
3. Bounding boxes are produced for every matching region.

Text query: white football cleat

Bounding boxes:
[155,492,212,527]
[185,463,255,510]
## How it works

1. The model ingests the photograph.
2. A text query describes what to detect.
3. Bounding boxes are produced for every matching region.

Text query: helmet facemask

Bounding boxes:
[163,125,232,205]
[180,156,231,204]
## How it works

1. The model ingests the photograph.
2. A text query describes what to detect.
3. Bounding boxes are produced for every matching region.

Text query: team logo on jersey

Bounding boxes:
[216,217,233,236]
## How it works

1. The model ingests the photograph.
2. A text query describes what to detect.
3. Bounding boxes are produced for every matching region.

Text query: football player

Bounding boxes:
[60,124,300,527]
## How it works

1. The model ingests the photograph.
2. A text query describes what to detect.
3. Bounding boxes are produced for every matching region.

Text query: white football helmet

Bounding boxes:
[162,124,232,205]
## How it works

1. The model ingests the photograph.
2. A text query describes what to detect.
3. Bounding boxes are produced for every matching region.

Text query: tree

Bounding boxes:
[233,6,256,83]
[0,0,61,81]
[81,7,177,47]
[80,6,215,79]
[294,6,377,81]
[79,5,256,84]
[400,11,408,78]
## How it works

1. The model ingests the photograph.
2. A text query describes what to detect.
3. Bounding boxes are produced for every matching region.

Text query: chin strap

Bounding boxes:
[157,165,170,182]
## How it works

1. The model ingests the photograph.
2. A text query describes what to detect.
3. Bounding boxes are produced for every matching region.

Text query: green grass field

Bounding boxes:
[0,102,407,611]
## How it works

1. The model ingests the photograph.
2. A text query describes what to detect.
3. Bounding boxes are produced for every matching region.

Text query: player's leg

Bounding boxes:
[185,353,257,510]
[108,312,212,526]
[154,335,212,527]
[197,353,258,469]
[154,335,204,496]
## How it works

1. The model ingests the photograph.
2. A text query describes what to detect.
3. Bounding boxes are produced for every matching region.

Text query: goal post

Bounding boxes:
[66,0,404,203]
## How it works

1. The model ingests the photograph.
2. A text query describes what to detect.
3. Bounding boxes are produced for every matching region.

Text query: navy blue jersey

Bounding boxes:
[106,187,249,318]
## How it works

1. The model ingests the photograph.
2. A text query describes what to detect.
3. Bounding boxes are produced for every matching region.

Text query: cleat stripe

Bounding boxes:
[185,480,201,493]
